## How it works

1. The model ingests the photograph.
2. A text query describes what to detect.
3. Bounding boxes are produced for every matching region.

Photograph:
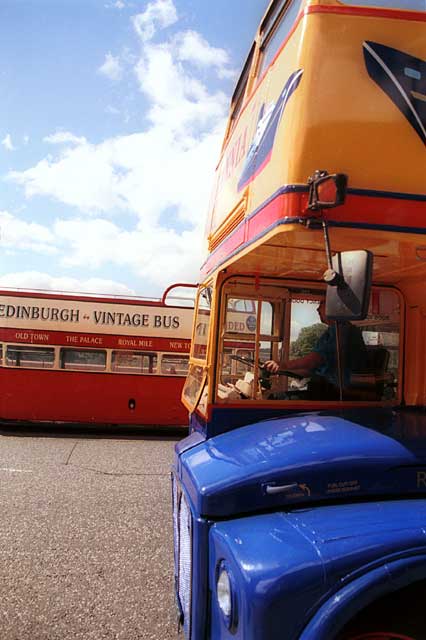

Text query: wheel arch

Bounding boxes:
[298,554,426,640]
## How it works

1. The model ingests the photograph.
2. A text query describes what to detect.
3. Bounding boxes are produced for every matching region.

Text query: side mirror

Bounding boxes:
[308,171,348,210]
[325,250,373,321]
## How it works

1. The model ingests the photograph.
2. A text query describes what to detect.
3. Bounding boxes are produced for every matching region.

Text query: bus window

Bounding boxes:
[192,286,212,361]
[290,298,326,361]
[182,285,212,411]
[227,45,255,135]
[161,355,189,376]
[355,289,401,400]
[111,351,157,374]
[287,296,328,394]
[258,0,304,77]
[217,287,284,400]
[6,345,55,369]
[219,297,258,389]
[216,286,401,403]
[182,364,205,407]
[60,348,106,372]
[339,1,425,9]
[287,290,401,401]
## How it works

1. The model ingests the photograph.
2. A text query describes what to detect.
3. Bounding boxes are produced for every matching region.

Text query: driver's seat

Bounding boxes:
[349,346,392,399]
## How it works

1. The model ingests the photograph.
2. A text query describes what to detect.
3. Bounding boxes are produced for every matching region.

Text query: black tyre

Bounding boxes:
[338,581,426,640]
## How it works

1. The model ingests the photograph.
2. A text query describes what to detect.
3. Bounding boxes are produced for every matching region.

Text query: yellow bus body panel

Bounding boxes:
[206,2,426,259]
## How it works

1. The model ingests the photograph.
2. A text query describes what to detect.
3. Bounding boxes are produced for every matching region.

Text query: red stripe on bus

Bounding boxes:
[307,5,426,23]
[201,190,426,277]
[0,328,191,352]
[202,191,305,276]
[336,192,426,226]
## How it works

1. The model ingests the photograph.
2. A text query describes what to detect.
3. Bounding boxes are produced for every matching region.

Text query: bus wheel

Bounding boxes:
[340,617,422,639]
[337,581,426,640]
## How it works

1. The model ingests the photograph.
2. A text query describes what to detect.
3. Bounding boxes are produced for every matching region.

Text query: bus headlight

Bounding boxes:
[216,561,238,630]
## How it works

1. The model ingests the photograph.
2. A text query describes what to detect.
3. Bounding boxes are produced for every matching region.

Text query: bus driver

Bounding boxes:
[264,300,367,399]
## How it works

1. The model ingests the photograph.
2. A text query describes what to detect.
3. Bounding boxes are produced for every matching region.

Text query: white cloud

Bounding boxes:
[7,0,232,292]
[8,142,128,213]
[132,0,177,42]
[2,134,15,151]
[8,79,225,224]
[0,271,135,296]
[53,217,204,289]
[98,52,123,81]
[0,211,56,255]
[134,42,228,132]
[174,31,234,78]
[105,105,121,115]
[105,0,127,9]
[44,131,87,145]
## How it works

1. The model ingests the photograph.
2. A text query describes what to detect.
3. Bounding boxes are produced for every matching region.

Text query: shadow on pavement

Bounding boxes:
[0,421,187,441]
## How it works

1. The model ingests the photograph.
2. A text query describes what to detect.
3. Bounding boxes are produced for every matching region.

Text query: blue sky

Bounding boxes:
[0,0,270,297]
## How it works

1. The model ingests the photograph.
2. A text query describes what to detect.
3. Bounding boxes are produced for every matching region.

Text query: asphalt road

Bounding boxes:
[0,426,184,640]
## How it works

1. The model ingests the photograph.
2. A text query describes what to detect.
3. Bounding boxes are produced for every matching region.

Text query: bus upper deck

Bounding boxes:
[204,0,425,279]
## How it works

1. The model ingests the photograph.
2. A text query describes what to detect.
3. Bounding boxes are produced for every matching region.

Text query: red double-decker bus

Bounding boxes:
[0,284,194,428]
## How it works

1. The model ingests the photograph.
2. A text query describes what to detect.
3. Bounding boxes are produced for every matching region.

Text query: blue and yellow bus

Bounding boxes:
[173,0,426,638]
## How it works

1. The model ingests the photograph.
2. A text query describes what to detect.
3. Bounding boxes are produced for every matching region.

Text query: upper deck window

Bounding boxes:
[228,45,255,132]
[339,0,425,9]
[258,0,304,77]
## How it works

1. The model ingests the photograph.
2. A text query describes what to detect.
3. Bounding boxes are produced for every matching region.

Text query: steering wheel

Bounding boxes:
[276,369,306,380]
[229,354,255,367]
[229,354,305,381]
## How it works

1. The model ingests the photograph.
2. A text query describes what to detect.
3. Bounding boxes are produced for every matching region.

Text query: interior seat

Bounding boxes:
[349,346,393,400]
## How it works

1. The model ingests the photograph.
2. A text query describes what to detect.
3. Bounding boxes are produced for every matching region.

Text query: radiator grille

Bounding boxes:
[172,473,192,638]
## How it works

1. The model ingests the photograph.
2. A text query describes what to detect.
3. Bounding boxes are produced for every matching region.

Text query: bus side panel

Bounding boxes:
[287,9,426,195]
[206,8,426,251]
[207,16,306,241]
[0,369,188,426]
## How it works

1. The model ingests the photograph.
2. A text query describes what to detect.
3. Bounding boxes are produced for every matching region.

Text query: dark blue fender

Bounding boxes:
[299,555,426,639]
[208,500,426,640]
